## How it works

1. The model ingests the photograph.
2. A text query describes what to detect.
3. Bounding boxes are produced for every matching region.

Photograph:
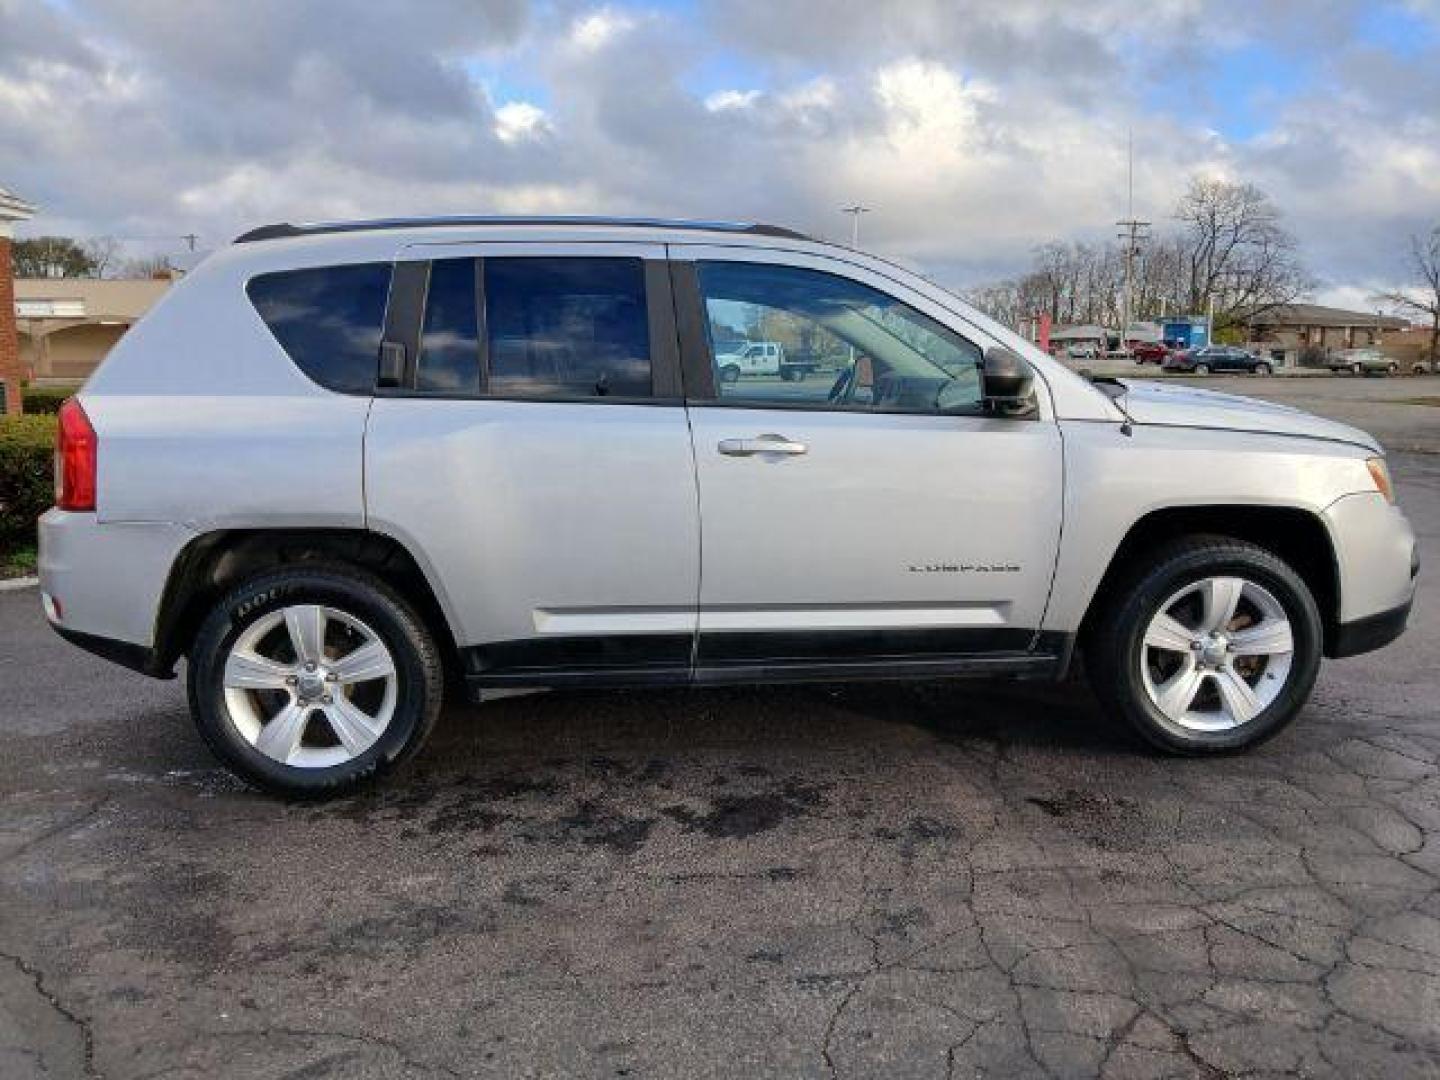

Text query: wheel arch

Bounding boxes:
[1077,504,1341,655]
[151,528,460,677]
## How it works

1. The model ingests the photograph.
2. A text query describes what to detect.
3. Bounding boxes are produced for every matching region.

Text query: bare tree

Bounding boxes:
[81,236,123,279]
[1174,177,1311,327]
[1375,226,1440,366]
[121,253,175,279]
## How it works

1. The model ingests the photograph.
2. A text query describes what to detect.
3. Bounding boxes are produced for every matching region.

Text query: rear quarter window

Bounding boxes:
[246,263,392,394]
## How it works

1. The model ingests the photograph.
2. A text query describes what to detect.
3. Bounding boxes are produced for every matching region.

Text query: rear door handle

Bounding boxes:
[718,434,809,457]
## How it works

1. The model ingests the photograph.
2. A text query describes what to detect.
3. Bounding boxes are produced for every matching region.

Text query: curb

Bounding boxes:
[0,576,39,592]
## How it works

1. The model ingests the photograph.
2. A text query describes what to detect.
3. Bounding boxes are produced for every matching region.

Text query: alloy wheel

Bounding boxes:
[222,604,398,768]
[1139,576,1295,732]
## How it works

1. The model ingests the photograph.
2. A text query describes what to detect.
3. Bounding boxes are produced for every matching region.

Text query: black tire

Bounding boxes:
[1387,362,1398,376]
[779,368,796,382]
[1351,362,1363,375]
[1255,361,1272,375]
[1194,363,1210,375]
[1085,536,1322,754]
[720,364,741,384]
[188,564,444,798]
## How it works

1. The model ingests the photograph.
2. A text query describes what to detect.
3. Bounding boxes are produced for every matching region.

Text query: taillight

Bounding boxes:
[56,398,97,512]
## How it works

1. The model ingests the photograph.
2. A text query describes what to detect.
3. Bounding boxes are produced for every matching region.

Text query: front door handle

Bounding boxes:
[718,434,809,457]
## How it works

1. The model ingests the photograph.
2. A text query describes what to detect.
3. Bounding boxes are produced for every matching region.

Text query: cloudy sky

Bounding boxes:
[3,0,1439,304]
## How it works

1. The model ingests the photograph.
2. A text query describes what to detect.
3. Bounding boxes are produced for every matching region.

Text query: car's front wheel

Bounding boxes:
[1194,362,1210,375]
[188,565,443,797]
[1086,537,1322,753]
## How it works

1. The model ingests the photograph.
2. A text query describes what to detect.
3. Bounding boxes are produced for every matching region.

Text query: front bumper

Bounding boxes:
[1330,599,1413,658]
[1321,491,1418,657]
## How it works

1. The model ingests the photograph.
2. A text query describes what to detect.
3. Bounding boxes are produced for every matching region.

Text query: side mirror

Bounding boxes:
[983,345,1034,406]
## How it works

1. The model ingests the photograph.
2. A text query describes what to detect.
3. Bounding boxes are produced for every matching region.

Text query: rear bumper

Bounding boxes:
[39,509,193,676]
[1329,599,1412,658]
[48,620,163,676]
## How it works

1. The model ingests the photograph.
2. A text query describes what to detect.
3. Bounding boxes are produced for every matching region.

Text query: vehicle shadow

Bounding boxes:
[412,675,1141,775]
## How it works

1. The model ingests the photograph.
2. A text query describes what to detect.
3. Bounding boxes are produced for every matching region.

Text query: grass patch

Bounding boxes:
[1,543,37,580]
[1392,397,1440,407]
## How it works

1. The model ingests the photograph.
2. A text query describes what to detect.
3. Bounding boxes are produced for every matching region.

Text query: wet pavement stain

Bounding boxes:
[662,780,828,839]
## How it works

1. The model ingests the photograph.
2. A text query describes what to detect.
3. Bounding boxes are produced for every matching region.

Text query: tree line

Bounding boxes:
[10,235,174,280]
[966,176,1313,333]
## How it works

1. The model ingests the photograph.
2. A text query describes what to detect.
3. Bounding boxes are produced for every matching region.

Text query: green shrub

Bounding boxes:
[0,414,57,551]
[22,385,75,416]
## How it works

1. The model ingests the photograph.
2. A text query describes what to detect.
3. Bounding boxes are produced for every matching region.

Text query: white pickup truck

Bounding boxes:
[716,341,785,381]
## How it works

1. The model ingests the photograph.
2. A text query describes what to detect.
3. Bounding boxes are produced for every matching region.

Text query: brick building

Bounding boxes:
[0,185,37,414]
[1247,303,1409,366]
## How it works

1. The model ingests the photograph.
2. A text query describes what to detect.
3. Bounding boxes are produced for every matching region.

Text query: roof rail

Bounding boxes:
[234,215,812,244]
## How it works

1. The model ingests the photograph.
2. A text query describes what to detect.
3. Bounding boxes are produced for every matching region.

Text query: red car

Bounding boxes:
[1129,342,1170,364]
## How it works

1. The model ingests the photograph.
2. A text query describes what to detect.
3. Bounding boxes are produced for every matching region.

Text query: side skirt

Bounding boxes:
[462,640,1069,692]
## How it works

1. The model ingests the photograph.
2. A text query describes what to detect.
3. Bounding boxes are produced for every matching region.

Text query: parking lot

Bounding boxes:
[1,375,1436,1079]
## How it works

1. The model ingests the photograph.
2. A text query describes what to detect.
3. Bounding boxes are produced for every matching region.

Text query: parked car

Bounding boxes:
[1130,342,1170,365]
[1327,348,1400,376]
[1164,345,1273,375]
[1064,343,1100,361]
[40,216,1416,796]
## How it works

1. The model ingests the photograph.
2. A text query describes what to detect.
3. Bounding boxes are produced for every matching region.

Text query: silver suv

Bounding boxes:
[40,217,1418,796]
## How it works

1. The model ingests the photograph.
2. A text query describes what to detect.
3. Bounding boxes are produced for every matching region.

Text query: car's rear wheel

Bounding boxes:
[1387,362,1398,375]
[1255,361,1272,375]
[1351,362,1364,375]
[1086,537,1322,753]
[188,565,443,797]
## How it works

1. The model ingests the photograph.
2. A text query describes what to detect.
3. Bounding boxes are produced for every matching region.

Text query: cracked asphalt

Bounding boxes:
[2,376,1437,1079]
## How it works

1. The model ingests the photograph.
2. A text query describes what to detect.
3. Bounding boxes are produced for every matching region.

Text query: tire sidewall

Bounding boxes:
[1110,548,1322,752]
[190,570,434,795]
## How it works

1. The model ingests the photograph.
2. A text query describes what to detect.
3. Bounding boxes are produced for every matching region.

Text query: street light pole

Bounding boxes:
[840,205,871,249]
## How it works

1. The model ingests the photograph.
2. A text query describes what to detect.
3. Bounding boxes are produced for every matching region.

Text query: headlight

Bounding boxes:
[1366,457,1396,504]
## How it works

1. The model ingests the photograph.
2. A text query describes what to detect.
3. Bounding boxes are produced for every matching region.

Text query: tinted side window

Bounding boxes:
[247,263,392,394]
[418,258,480,394]
[484,258,651,399]
[697,261,983,414]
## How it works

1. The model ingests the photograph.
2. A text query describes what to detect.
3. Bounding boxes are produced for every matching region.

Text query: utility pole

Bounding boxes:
[839,205,871,249]
[181,233,199,252]
[1115,131,1149,357]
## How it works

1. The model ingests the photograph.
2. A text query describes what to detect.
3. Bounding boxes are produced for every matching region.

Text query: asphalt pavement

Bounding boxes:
[2,376,1437,1079]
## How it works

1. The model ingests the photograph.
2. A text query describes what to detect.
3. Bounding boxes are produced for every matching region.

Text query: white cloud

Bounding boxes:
[493,100,550,143]
[569,7,635,51]
[704,89,760,112]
